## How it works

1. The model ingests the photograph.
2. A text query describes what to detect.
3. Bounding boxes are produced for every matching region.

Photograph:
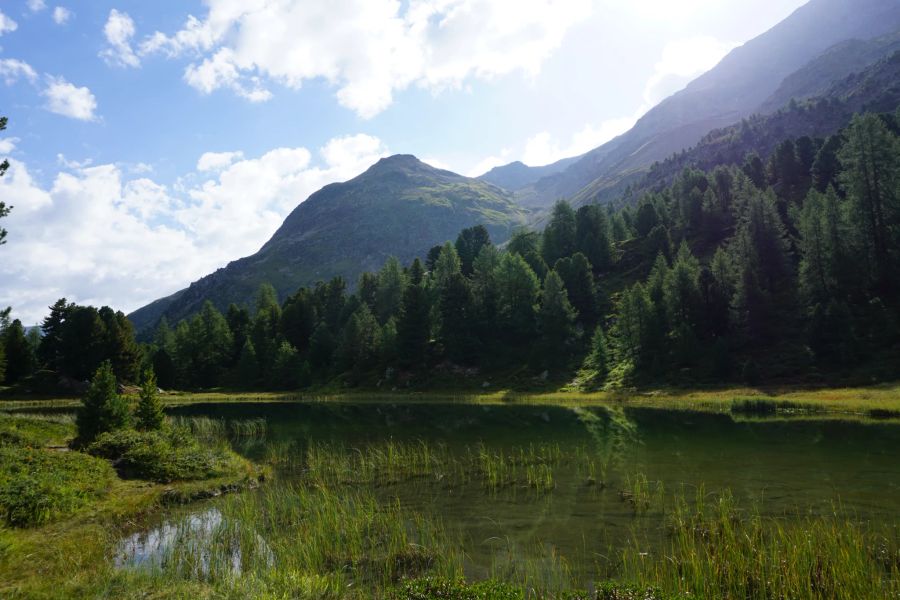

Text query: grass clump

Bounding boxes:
[87,426,244,482]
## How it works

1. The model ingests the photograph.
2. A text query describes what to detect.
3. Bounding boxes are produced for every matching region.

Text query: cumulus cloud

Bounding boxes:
[196,150,244,172]
[100,9,140,68]
[42,77,98,121]
[52,6,72,25]
[27,0,47,12]
[0,11,18,36]
[0,58,37,85]
[0,134,390,323]
[134,0,592,117]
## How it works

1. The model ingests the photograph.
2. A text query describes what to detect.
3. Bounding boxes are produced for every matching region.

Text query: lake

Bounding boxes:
[114,401,900,588]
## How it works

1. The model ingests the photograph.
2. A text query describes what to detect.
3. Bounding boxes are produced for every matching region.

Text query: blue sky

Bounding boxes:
[0,0,807,323]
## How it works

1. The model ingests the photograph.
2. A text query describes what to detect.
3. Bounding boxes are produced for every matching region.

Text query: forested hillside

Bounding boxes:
[7,108,898,393]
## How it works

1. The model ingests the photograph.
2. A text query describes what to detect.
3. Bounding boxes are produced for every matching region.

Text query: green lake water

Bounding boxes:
[131,401,900,584]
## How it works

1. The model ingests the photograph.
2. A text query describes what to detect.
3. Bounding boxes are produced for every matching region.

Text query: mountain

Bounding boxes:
[477,156,580,192]
[759,30,900,113]
[634,50,900,198]
[517,0,900,212]
[128,155,526,331]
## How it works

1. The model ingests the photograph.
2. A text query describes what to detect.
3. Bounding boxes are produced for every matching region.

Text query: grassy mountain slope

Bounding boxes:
[129,156,526,331]
[517,0,900,212]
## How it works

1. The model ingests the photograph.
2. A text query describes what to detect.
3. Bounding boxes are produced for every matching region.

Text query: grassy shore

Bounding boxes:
[5,382,900,421]
[0,413,263,599]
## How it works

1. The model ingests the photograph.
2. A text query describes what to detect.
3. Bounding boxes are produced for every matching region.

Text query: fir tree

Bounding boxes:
[135,367,165,431]
[76,361,130,445]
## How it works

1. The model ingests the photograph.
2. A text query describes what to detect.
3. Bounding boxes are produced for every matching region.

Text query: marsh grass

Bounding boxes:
[168,416,267,443]
[119,484,463,598]
[620,487,900,599]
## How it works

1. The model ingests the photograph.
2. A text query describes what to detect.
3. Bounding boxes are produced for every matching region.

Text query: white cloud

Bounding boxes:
[52,6,72,25]
[643,36,737,106]
[0,11,18,36]
[100,9,140,68]
[522,115,636,166]
[196,150,244,172]
[27,0,47,12]
[42,77,98,121]
[467,150,513,177]
[0,134,390,323]
[0,58,37,85]
[137,0,592,117]
[130,162,153,175]
[57,153,93,169]
[0,138,18,154]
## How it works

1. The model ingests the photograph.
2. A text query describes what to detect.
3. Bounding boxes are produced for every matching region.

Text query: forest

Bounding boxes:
[2,110,899,393]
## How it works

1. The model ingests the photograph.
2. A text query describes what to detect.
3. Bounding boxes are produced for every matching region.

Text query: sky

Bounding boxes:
[0,0,808,325]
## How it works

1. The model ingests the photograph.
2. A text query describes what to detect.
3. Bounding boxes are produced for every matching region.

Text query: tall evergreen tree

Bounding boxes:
[496,253,540,343]
[135,367,165,431]
[2,319,35,384]
[455,225,491,276]
[396,272,431,367]
[537,271,577,367]
[76,361,130,445]
[575,205,613,271]
[542,200,577,265]
[838,113,900,294]
[375,256,407,323]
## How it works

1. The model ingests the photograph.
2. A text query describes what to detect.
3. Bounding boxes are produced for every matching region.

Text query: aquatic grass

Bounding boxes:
[620,487,900,599]
[169,416,268,443]
[121,483,464,596]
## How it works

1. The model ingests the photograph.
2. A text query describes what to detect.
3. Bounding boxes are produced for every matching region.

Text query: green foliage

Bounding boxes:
[2,318,35,384]
[537,271,577,367]
[391,578,523,600]
[0,445,113,527]
[135,368,165,431]
[76,361,131,446]
[87,427,239,482]
[541,200,577,265]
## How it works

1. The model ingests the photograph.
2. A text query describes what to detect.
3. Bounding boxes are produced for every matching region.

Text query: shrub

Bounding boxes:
[87,427,239,482]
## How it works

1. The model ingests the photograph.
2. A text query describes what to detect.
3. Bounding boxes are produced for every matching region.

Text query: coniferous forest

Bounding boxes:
[5,110,899,393]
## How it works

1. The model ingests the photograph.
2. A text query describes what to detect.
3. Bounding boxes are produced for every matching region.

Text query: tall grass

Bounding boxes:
[121,484,463,597]
[620,487,900,599]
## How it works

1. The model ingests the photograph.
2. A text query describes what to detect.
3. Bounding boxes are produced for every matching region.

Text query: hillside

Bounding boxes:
[516,0,900,212]
[633,50,900,198]
[128,156,526,331]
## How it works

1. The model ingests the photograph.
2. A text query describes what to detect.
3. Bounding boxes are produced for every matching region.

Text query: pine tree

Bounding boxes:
[397,267,432,367]
[280,289,317,354]
[496,253,540,343]
[575,205,613,271]
[375,256,407,323]
[541,200,577,265]
[135,367,165,431]
[432,242,462,291]
[439,273,477,363]
[76,361,130,445]
[537,271,577,367]
[271,341,302,389]
[308,323,335,374]
[455,225,491,276]
[583,325,608,384]
[838,113,900,294]
[2,319,35,384]
[235,339,260,388]
[554,253,599,328]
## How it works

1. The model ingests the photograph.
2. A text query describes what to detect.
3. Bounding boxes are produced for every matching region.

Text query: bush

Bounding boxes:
[87,427,240,482]
[391,579,670,600]
[0,446,114,527]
